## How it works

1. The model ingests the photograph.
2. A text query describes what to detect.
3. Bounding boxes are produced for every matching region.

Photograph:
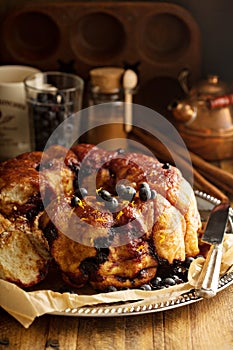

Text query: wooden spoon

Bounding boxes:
[123,69,138,133]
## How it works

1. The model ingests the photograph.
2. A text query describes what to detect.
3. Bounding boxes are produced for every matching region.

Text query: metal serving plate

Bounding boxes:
[50,190,233,317]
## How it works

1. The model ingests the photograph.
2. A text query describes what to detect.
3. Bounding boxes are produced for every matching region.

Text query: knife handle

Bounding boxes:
[196,243,223,298]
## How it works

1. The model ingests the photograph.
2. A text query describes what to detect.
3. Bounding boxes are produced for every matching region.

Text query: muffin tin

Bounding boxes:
[0,2,201,116]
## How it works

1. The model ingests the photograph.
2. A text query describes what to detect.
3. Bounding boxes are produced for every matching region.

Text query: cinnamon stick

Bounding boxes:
[196,169,232,194]
[192,168,228,202]
[129,127,233,196]
[188,150,233,193]
[128,128,229,201]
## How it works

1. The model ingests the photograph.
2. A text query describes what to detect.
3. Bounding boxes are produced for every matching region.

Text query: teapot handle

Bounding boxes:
[178,68,190,95]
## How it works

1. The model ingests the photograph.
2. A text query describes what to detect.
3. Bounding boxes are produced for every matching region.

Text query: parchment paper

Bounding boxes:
[1,235,233,328]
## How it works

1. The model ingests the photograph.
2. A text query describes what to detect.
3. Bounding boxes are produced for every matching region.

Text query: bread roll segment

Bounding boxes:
[0,213,50,287]
[0,143,201,290]
[0,145,80,288]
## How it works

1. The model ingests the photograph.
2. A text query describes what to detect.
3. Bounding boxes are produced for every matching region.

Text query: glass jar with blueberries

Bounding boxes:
[24,71,84,151]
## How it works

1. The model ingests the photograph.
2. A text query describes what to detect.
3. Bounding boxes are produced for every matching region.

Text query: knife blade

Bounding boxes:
[196,202,230,298]
[202,202,230,244]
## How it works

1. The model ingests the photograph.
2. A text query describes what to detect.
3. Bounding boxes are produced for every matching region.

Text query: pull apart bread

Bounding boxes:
[0,144,201,290]
[0,146,79,287]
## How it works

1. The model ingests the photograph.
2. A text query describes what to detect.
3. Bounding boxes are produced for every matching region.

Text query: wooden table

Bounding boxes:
[1,160,233,350]
[1,284,233,350]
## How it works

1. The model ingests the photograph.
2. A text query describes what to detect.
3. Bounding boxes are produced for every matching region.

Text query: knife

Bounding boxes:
[196,202,230,298]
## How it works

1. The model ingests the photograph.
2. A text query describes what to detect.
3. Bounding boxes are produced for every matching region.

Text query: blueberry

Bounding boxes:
[162,163,170,169]
[37,92,48,103]
[139,187,151,201]
[47,93,56,103]
[163,277,176,287]
[173,259,183,266]
[116,184,126,197]
[71,196,82,207]
[120,186,136,201]
[172,275,183,284]
[97,248,110,262]
[159,285,166,289]
[74,188,88,199]
[80,258,98,276]
[184,257,195,267]
[105,286,118,292]
[140,182,150,189]
[172,274,180,281]
[99,190,112,202]
[140,284,152,291]
[105,197,119,212]
[150,276,162,288]
[150,189,157,199]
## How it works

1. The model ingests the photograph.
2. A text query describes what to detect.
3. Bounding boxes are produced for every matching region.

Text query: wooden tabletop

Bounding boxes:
[1,284,233,350]
[0,159,233,350]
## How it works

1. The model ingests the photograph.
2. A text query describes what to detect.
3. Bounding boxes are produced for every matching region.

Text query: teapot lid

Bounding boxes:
[191,75,229,97]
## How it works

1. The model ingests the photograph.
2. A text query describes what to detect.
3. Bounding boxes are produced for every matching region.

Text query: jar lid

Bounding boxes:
[90,67,124,93]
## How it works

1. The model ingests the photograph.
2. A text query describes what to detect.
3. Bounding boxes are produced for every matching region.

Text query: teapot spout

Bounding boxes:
[168,100,197,124]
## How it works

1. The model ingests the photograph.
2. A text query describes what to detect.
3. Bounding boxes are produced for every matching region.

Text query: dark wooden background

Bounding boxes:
[0,0,232,82]
[0,0,232,122]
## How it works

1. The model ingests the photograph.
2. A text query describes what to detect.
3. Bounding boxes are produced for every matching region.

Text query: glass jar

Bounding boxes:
[24,71,84,151]
[82,67,127,149]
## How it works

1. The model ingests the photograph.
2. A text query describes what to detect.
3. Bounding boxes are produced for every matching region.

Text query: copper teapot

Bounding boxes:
[169,70,233,160]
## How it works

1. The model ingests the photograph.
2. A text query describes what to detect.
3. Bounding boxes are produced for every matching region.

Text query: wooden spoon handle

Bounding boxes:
[124,92,133,133]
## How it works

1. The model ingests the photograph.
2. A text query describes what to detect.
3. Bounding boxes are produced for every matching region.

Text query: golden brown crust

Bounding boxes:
[0,213,50,288]
[0,158,42,217]
[94,242,158,289]
[0,143,201,291]
[91,267,157,290]
[105,152,200,258]
[0,145,81,287]
[40,195,159,290]
[152,194,186,264]
[42,144,80,170]
[16,151,42,167]
[71,143,96,161]
[51,234,97,288]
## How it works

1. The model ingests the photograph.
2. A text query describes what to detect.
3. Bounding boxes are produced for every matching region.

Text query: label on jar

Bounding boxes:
[0,65,41,161]
[0,96,31,161]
